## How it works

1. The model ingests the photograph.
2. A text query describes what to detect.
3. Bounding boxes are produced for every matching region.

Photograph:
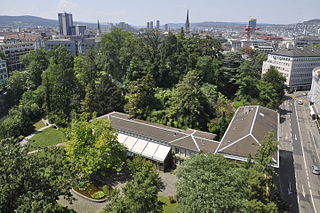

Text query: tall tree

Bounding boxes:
[124,74,156,120]
[41,46,79,126]
[167,70,210,129]
[262,66,286,101]
[21,48,50,88]
[96,27,139,82]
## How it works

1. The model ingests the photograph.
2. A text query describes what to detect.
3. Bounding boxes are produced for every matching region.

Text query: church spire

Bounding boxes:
[185,9,190,35]
[97,19,101,36]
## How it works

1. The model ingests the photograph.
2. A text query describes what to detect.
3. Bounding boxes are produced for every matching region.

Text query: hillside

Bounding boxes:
[302,19,320,25]
[0,15,58,27]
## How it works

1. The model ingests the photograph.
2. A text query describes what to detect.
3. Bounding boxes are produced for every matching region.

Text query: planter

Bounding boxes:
[71,188,108,203]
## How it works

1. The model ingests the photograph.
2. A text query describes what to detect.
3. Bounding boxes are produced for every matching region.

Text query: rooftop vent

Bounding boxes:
[259,112,265,117]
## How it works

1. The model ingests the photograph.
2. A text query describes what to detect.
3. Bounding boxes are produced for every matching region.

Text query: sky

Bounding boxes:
[1,0,320,26]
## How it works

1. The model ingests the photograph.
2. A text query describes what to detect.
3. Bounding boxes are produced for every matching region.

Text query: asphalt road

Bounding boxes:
[279,92,320,213]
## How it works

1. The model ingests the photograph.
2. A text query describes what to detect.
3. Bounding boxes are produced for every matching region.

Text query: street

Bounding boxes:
[279,92,320,213]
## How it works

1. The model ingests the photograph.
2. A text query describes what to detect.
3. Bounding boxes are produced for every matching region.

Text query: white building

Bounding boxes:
[262,47,320,90]
[0,60,8,82]
[308,67,320,117]
[0,42,34,72]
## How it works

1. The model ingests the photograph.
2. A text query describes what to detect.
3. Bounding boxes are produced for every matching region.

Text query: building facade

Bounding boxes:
[45,37,100,57]
[0,42,34,72]
[58,12,74,36]
[308,67,320,117]
[262,47,320,90]
[0,60,8,82]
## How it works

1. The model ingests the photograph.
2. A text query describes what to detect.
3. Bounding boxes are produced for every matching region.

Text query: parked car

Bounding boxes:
[311,165,320,175]
[297,100,303,105]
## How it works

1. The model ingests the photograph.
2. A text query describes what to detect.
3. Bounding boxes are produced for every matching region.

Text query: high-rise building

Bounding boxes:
[150,21,153,29]
[248,18,257,32]
[147,22,150,29]
[75,25,86,35]
[185,9,190,34]
[58,12,74,35]
[164,24,169,31]
[156,20,160,29]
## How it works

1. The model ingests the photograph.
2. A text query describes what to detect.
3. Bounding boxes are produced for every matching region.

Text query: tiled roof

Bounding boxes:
[97,112,219,154]
[216,106,279,167]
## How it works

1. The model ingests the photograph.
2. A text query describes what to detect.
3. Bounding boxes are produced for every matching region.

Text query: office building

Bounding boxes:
[150,21,153,29]
[45,37,100,57]
[156,20,160,29]
[262,47,320,90]
[147,22,150,29]
[248,18,257,32]
[75,25,86,35]
[58,12,74,36]
[308,67,320,118]
[0,60,8,82]
[164,24,169,31]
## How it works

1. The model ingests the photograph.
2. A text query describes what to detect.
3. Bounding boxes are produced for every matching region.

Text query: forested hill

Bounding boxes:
[0,15,58,27]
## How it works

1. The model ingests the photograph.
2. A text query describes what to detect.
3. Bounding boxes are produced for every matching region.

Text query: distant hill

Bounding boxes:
[0,15,99,28]
[302,19,320,25]
[0,15,58,27]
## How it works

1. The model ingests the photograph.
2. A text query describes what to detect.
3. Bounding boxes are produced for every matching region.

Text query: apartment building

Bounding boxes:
[0,60,8,82]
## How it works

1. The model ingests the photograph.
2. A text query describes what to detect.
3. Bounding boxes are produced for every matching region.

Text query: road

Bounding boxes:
[279,92,320,213]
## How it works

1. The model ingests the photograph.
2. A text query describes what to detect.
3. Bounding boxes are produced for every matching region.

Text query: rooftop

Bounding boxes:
[98,112,219,153]
[216,106,279,167]
[271,46,320,57]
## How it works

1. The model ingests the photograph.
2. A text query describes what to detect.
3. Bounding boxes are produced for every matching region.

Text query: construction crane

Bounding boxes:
[244,25,260,55]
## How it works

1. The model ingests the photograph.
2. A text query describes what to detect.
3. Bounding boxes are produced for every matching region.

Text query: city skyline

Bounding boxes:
[1,0,320,25]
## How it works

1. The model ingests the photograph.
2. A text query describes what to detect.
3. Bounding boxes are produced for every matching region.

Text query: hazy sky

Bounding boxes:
[1,0,319,25]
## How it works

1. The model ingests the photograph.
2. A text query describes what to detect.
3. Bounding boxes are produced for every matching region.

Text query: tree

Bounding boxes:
[0,139,76,212]
[207,112,229,140]
[105,156,164,213]
[257,80,278,110]
[166,70,210,129]
[3,70,30,106]
[65,119,127,177]
[262,66,286,102]
[95,75,125,116]
[0,106,34,139]
[195,56,221,84]
[176,154,250,213]
[96,27,139,82]
[42,46,80,126]
[21,48,50,88]
[235,61,260,101]
[124,74,156,120]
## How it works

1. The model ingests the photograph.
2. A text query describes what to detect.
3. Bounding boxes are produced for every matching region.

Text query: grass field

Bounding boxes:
[158,195,179,213]
[33,120,46,130]
[30,127,66,150]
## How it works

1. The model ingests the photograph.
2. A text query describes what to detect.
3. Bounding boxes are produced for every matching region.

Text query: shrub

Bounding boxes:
[92,191,106,199]
[102,185,111,194]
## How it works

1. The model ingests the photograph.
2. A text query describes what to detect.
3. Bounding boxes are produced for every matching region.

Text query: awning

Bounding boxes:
[131,139,148,154]
[117,133,171,163]
[153,145,171,162]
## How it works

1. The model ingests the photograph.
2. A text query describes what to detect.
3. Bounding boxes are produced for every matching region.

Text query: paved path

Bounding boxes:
[58,190,107,213]
[159,172,177,196]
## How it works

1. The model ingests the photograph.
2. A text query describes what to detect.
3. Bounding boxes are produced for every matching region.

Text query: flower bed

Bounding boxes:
[74,183,112,200]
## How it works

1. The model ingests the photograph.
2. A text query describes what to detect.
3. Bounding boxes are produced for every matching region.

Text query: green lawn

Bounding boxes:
[30,127,66,150]
[33,120,46,130]
[158,195,179,213]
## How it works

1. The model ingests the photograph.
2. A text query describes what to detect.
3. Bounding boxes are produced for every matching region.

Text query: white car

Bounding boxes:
[297,100,303,105]
[312,165,320,175]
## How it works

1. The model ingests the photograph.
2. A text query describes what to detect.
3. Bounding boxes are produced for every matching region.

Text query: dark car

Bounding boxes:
[311,165,320,175]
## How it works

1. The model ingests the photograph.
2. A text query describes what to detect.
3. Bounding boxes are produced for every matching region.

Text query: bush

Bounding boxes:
[92,191,106,199]
[102,185,111,194]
